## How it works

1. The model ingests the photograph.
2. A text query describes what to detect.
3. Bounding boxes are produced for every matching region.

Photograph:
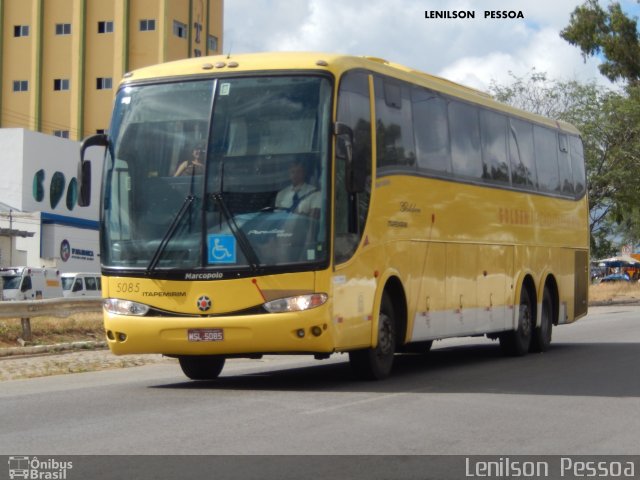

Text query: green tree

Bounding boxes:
[560,0,640,85]
[490,72,640,256]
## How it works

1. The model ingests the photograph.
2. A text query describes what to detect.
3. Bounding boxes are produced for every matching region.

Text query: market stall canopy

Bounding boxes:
[596,255,640,267]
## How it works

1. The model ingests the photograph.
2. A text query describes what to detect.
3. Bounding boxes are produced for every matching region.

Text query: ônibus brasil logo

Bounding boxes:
[8,456,73,479]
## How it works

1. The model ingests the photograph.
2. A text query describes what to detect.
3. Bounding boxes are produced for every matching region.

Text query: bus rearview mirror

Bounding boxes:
[78,133,108,207]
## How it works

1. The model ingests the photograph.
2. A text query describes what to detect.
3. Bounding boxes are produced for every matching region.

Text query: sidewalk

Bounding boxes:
[0,347,174,381]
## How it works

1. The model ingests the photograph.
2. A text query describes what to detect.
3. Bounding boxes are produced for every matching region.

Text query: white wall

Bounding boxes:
[21,129,103,218]
[0,129,104,272]
[0,129,25,210]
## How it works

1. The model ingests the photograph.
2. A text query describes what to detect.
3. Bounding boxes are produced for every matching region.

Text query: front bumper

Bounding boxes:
[104,303,335,356]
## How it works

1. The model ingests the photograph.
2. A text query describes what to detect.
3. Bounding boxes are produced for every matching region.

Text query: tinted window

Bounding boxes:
[557,134,574,195]
[509,118,536,189]
[85,277,97,290]
[569,135,586,197]
[375,77,416,170]
[534,125,560,193]
[335,71,372,264]
[412,87,451,174]
[449,101,482,179]
[480,110,509,183]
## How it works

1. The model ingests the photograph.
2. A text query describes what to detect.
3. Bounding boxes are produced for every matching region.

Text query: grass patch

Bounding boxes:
[0,312,104,348]
[589,281,640,304]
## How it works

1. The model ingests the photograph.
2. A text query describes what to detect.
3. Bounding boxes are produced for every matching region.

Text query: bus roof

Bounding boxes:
[122,52,580,135]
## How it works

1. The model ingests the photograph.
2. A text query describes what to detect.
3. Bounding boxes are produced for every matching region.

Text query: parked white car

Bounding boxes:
[61,273,102,297]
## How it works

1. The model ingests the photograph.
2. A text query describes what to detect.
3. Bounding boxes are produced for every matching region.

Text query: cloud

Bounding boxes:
[224,0,614,90]
[439,28,609,91]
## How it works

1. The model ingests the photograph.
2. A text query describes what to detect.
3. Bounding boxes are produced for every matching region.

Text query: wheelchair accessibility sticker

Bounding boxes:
[207,234,237,264]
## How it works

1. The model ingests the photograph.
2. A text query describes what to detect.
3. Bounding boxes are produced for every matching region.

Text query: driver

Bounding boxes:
[275,160,320,217]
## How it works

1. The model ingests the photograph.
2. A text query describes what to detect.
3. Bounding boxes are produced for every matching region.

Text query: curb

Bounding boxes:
[0,340,107,358]
[589,300,640,307]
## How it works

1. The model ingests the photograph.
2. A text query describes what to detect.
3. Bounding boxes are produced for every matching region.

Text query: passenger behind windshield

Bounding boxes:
[174,143,205,177]
[275,159,320,218]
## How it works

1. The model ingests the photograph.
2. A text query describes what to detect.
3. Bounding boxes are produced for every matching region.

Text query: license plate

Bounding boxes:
[188,328,224,342]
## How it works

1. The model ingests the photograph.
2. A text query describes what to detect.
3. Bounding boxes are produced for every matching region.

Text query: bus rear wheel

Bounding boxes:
[349,294,397,380]
[530,286,553,352]
[500,286,534,356]
[178,355,226,380]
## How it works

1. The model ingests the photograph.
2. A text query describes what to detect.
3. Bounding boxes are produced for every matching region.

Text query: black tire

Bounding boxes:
[349,294,397,380]
[530,286,553,353]
[178,355,225,380]
[500,286,534,356]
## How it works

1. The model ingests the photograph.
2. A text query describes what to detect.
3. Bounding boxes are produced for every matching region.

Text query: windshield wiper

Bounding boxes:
[146,195,195,273]
[211,193,261,270]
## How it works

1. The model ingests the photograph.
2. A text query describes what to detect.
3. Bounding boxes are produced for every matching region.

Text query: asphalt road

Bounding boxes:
[1,305,639,459]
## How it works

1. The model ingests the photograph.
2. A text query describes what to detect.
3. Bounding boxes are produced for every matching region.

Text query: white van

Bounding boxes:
[0,267,63,300]
[61,273,102,297]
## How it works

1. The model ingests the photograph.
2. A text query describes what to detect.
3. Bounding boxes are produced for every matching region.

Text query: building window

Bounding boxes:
[96,77,112,90]
[173,20,187,39]
[53,79,70,91]
[14,25,29,37]
[98,21,114,33]
[208,35,218,52]
[53,130,70,139]
[55,23,72,35]
[13,80,28,92]
[140,19,156,31]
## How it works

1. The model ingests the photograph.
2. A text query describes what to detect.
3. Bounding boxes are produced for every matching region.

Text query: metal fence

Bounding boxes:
[0,297,103,341]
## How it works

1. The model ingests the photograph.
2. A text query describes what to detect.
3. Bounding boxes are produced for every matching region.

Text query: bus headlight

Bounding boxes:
[263,293,328,313]
[104,298,150,316]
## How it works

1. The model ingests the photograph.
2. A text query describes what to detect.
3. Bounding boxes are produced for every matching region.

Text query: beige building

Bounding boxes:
[0,0,224,141]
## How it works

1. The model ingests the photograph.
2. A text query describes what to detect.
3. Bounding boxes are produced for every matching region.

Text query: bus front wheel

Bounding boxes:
[178,355,226,380]
[500,286,534,356]
[349,294,397,380]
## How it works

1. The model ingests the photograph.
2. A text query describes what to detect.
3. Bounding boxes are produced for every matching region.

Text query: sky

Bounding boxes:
[224,0,640,92]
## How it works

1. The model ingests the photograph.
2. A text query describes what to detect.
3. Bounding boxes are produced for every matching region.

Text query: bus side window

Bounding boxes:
[374,77,416,171]
[335,71,372,264]
[569,135,586,197]
[509,118,537,189]
[557,133,574,195]
[480,109,509,184]
[448,100,482,179]
[534,125,560,193]
[412,87,451,175]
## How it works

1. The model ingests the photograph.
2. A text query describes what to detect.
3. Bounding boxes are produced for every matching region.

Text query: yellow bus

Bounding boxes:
[79,52,589,380]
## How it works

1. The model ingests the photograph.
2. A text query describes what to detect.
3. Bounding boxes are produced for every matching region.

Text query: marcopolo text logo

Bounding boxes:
[8,456,73,479]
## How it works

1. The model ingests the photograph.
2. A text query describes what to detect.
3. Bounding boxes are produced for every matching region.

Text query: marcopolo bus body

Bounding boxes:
[79,52,589,380]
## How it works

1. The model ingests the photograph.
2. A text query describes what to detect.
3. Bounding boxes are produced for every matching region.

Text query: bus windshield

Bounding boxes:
[102,75,332,272]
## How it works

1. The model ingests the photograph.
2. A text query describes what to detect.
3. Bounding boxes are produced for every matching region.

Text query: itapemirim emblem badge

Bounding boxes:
[196,295,212,312]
